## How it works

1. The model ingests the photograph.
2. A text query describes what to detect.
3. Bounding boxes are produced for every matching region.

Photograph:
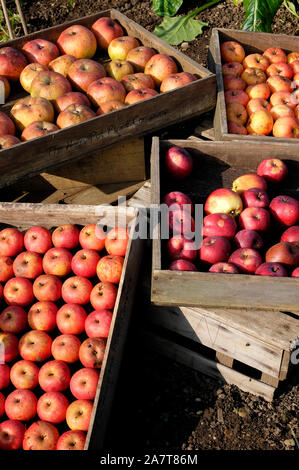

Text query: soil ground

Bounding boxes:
[7,0,299,454]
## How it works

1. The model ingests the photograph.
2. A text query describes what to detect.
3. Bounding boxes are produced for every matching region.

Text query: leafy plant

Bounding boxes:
[152,0,183,17]
[153,0,223,45]
[0,7,22,42]
[283,0,299,18]
[237,0,299,32]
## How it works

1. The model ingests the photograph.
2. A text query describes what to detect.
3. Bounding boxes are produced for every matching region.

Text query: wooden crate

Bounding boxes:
[0,202,143,450]
[0,8,216,189]
[208,28,299,143]
[151,137,299,311]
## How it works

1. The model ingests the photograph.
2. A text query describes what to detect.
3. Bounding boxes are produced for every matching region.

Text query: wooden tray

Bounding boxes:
[208,28,299,143]
[0,8,216,189]
[0,202,143,450]
[150,137,299,311]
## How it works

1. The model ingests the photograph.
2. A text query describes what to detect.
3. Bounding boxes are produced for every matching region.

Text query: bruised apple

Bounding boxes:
[126,46,156,72]
[220,41,245,63]
[209,262,239,274]
[28,301,57,332]
[0,332,19,362]
[90,281,118,310]
[79,337,106,368]
[0,305,27,333]
[13,251,43,279]
[49,54,76,77]
[57,104,96,129]
[255,262,288,277]
[23,421,59,451]
[19,63,48,93]
[21,121,59,141]
[202,213,237,239]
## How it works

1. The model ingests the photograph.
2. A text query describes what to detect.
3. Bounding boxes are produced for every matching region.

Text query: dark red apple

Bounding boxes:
[233,229,264,250]
[228,248,262,274]
[291,267,299,277]
[164,146,193,180]
[255,262,288,277]
[208,262,239,273]
[163,191,193,214]
[199,236,231,265]
[269,195,299,227]
[239,207,271,232]
[169,259,198,271]
[166,236,197,262]
[265,241,299,267]
[202,213,237,239]
[257,158,288,184]
[168,208,195,239]
[281,225,299,243]
[242,187,270,208]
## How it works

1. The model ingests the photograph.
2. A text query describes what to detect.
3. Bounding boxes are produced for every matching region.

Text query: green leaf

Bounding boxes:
[283,0,299,18]
[242,0,283,32]
[152,0,183,17]
[153,15,208,45]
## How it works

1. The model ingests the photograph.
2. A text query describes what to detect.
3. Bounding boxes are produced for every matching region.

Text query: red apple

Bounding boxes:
[70,367,100,400]
[0,227,23,257]
[22,38,59,66]
[204,188,243,217]
[263,47,287,64]
[24,225,52,254]
[67,58,106,93]
[61,276,93,305]
[168,208,195,239]
[4,277,34,306]
[163,191,193,213]
[255,262,288,277]
[281,225,299,243]
[52,223,80,249]
[0,391,4,417]
[28,301,57,331]
[55,91,91,112]
[21,121,59,141]
[202,213,237,239]
[233,229,264,250]
[66,399,93,432]
[71,248,101,277]
[208,262,239,274]
[97,255,124,284]
[79,337,106,368]
[10,360,39,390]
[0,420,25,450]
[144,53,178,87]
[18,330,52,362]
[0,332,18,362]
[257,158,288,184]
[242,187,270,208]
[37,391,69,424]
[56,303,87,335]
[169,259,198,271]
[51,334,81,363]
[199,236,231,265]
[0,112,15,137]
[0,306,27,333]
[23,421,59,450]
[91,17,124,50]
[228,248,262,274]
[105,227,129,257]
[0,46,28,81]
[85,309,112,338]
[33,274,62,302]
[166,236,197,262]
[0,135,20,149]
[42,247,73,277]
[5,389,37,421]
[30,71,72,103]
[87,77,126,107]
[90,281,118,311]
[269,195,299,227]
[220,41,245,63]
[79,223,106,251]
[57,24,97,59]
[56,430,86,450]
[126,46,156,72]
[164,146,193,180]
[0,364,10,390]
[13,251,43,279]
[0,255,13,283]
[291,267,299,277]
[96,100,126,114]
[124,88,159,105]
[265,241,299,267]
[38,359,71,392]
[160,72,197,92]
[239,207,271,232]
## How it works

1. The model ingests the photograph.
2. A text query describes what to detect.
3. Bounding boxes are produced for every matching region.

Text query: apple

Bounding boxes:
[10,360,39,390]
[91,16,124,50]
[246,83,271,100]
[0,46,28,81]
[13,250,43,279]
[22,421,59,450]
[66,399,93,432]
[0,255,13,282]
[0,112,15,137]
[87,77,126,107]
[0,332,18,362]
[227,121,248,135]
[48,54,76,77]
[31,70,72,103]
[270,104,295,121]
[108,36,140,61]
[79,337,106,368]
[21,121,59,141]
[272,116,299,138]
[220,41,245,63]
[204,188,243,217]
[42,247,73,277]
[85,309,112,338]
[57,24,97,59]
[0,364,10,390]
[246,109,273,135]
[291,267,299,277]
[199,236,231,265]
[225,89,249,107]
[169,259,198,271]
[121,72,155,92]
[67,58,106,92]
[160,72,197,92]
[228,248,262,274]
[90,282,118,311]
[168,208,195,239]
[0,305,27,333]
[55,91,91,113]
[125,88,159,105]
[222,61,244,77]
[281,225,299,243]
[106,59,134,82]
[266,62,293,79]
[51,334,81,363]
[163,191,193,213]
[232,174,267,195]
[57,103,96,129]
[56,430,86,450]
[164,146,193,180]
[144,53,178,87]
[256,158,288,183]
[209,262,239,274]
[24,225,52,254]
[202,213,237,239]
[56,303,87,335]
[61,276,93,305]
[79,223,106,251]
[239,207,271,232]
[243,53,270,72]
[28,301,57,331]
[166,236,197,262]
[105,227,129,257]
[223,74,246,91]
[270,91,297,109]
[97,255,124,284]
[96,100,126,114]
[270,195,299,226]
[126,46,156,72]
[290,59,299,75]
[0,420,25,450]
[0,135,20,148]
[226,102,247,126]
[5,389,37,421]
[71,248,101,277]
[37,391,69,424]
[255,262,288,277]
[4,277,34,306]
[242,187,270,208]
[22,38,59,66]
[266,75,293,94]
[0,391,4,417]
[39,359,71,392]
[70,367,99,401]
[33,274,62,302]
[52,223,79,249]
[287,52,299,63]
[246,98,271,115]
[266,241,299,267]
[19,63,48,93]
[263,47,287,64]
[19,329,52,362]
[241,67,266,85]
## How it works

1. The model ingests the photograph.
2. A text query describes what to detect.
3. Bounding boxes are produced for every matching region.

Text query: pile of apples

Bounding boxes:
[0,221,129,450]
[163,146,299,277]
[220,40,299,138]
[0,17,198,148]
